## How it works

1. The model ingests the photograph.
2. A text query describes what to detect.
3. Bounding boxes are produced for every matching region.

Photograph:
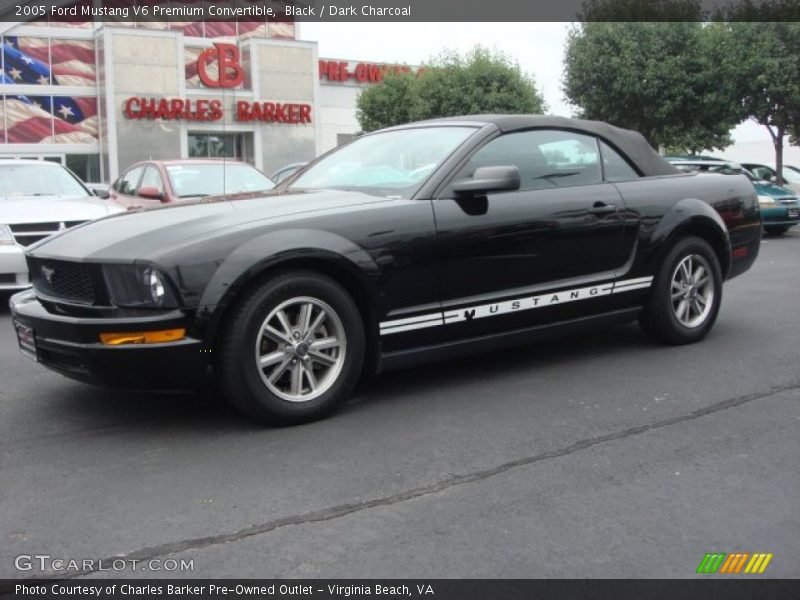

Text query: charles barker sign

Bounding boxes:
[123,43,312,124]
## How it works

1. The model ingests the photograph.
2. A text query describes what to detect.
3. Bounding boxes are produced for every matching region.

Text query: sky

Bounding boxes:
[299,22,800,167]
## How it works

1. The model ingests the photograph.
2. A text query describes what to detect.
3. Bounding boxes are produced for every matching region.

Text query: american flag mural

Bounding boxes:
[1,37,98,144]
[0,14,295,143]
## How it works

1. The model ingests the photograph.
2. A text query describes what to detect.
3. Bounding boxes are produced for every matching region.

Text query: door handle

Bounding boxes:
[587,202,617,215]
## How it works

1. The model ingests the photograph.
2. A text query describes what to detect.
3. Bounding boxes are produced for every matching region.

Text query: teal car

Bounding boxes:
[666,157,800,236]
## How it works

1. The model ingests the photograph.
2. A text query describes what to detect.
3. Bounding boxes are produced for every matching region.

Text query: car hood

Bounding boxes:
[28,189,389,262]
[752,181,797,199]
[0,195,123,225]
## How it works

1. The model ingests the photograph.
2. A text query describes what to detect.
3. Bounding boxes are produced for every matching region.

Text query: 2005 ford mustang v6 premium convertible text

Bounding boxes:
[10,116,761,424]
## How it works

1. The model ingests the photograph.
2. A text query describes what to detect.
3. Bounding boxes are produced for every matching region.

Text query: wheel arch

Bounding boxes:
[199,230,382,375]
[651,198,732,279]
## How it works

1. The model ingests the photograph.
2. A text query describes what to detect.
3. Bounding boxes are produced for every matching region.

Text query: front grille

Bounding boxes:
[0,274,16,284]
[9,221,87,247]
[778,197,799,205]
[30,259,96,304]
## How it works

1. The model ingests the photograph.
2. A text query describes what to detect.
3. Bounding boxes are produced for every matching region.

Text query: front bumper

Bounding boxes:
[0,245,31,290]
[9,290,209,391]
[760,205,800,227]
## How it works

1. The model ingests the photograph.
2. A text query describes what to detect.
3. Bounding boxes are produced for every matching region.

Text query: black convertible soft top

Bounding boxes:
[392,114,679,178]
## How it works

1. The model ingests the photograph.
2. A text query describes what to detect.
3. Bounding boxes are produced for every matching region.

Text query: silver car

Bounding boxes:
[0,160,123,292]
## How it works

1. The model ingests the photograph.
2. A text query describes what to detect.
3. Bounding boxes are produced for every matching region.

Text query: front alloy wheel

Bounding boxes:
[255,297,347,402]
[217,271,365,424]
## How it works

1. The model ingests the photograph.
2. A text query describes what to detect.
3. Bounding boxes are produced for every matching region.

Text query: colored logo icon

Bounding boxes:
[696,552,773,574]
[197,42,244,88]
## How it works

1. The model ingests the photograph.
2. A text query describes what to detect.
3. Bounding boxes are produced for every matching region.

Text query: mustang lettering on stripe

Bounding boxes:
[379,276,654,336]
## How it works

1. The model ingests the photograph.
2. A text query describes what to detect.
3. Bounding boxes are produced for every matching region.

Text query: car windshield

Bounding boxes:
[166,163,275,198]
[290,126,476,198]
[0,163,89,198]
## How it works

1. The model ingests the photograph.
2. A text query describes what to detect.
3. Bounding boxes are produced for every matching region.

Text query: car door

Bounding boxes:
[432,128,630,341]
[110,165,145,210]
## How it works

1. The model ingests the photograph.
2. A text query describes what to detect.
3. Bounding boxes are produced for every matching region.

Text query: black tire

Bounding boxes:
[639,236,723,345]
[764,226,789,236]
[216,271,365,425]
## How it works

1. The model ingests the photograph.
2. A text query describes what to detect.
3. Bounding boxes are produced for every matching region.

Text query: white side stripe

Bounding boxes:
[379,276,653,336]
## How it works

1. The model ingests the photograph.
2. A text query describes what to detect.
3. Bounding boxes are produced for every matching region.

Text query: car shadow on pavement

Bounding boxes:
[350,322,653,411]
[1,288,654,433]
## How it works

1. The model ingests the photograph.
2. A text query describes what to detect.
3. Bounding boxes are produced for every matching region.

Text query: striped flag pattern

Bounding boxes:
[1,37,98,143]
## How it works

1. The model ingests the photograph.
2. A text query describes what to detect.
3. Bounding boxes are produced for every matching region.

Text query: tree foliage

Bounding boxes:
[356,47,546,133]
[563,22,742,152]
[712,0,800,22]
[579,0,800,22]
[710,22,800,183]
[354,72,418,133]
[578,0,703,21]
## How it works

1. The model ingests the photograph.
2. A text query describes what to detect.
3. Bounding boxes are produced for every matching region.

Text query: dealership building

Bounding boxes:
[0,17,413,182]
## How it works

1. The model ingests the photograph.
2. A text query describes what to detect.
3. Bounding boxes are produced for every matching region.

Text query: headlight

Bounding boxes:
[758,196,777,208]
[0,224,15,246]
[758,195,777,207]
[102,264,178,308]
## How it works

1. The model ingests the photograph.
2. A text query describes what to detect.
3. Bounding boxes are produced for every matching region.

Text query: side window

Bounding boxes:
[118,166,144,196]
[598,140,639,182]
[139,166,165,194]
[452,129,603,192]
[754,166,774,180]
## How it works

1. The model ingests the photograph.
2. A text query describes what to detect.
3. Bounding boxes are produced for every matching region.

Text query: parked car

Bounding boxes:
[271,162,308,184]
[667,157,800,236]
[1,160,123,292]
[11,116,761,424]
[109,159,275,209]
[741,162,800,195]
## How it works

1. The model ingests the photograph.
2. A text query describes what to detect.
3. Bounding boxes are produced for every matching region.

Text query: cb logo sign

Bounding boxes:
[197,42,244,88]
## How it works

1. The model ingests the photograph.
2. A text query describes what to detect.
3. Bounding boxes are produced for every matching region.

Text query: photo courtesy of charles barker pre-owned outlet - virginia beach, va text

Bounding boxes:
[0,0,798,598]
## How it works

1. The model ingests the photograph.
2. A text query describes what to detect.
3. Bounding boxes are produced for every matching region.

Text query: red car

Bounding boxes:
[109,159,276,209]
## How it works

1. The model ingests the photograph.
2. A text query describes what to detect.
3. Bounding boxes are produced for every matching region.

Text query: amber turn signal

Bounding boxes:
[100,328,186,345]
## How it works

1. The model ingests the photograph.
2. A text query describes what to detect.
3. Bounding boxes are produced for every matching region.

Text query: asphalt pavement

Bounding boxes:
[0,231,798,579]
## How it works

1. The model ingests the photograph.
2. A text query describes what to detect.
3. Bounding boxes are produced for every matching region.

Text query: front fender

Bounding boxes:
[197,228,381,310]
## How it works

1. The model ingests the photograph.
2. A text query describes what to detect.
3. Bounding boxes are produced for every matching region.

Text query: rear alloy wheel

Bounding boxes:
[669,254,714,329]
[639,236,722,345]
[217,272,365,424]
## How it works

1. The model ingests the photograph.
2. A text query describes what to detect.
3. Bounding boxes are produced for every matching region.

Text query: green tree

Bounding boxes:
[355,71,418,133]
[578,0,704,21]
[712,22,800,185]
[356,47,546,133]
[562,22,742,152]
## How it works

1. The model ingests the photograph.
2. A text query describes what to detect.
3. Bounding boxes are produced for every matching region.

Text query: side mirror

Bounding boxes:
[452,166,520,196]
[90,185,110,199]
[138,186,164,201]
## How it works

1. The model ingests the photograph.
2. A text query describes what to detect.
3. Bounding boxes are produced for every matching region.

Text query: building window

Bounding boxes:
[65,153,100,182]
[188,132,253,164]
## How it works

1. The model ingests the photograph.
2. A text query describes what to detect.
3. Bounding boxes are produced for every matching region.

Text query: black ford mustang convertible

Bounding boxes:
[10,116,761,424]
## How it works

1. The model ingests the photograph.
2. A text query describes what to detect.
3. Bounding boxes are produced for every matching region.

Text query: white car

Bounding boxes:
[0,160,124,292]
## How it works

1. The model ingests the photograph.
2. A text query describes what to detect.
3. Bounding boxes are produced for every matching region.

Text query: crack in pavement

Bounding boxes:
[16,381,800,581]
